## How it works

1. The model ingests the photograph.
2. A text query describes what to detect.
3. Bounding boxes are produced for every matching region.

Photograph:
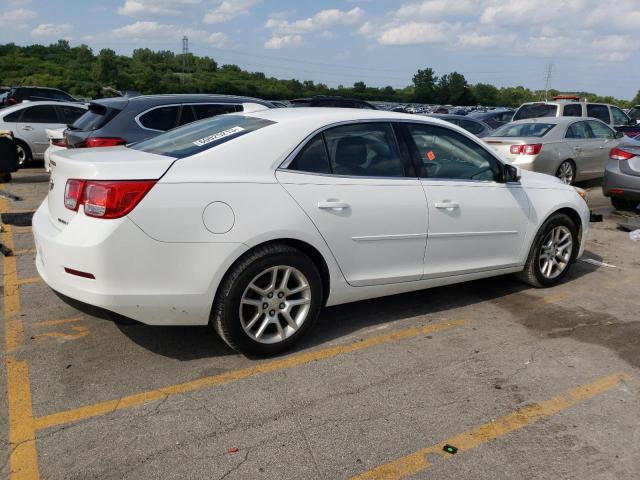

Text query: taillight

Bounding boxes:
[64,179,156,219]
[510,144,543,155]
[76,137,126,148]
[609,147,635,161]
[6,96,17,105]
[51,138,66,147]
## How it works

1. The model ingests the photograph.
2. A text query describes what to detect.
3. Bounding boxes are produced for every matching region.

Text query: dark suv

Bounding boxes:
[5,87,77,106]
[289,96,376,109]
[64,94,275,148]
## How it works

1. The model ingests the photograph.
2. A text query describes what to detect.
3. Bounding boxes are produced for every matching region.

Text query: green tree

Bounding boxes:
[412,68,438,103]
[472,83,498,106]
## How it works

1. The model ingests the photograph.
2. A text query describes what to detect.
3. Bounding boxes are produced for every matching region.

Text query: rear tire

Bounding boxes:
[15,140,32,166]
[555,160,575,185]
[516,213,578,288]
[211,244,323,356]
[611,197,639,211]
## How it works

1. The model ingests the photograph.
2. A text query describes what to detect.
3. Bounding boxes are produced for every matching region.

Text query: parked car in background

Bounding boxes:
[44,127,66,172]
[468,109,514,129]
[0,101,87,165]
[4,86,78,106]
[627,105,640,124]
[35,108,590,355]
[63,94,275,149]
[603,135,640,210]
[425,114,493,137]
[513,100,640,137]
[485,117,621,184]
[289,96,376,109]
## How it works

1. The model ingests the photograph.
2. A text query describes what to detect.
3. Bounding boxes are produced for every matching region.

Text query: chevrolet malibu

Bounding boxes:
[34,108,590,355]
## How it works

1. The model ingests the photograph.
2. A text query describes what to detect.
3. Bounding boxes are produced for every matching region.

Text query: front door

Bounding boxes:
[276,122,428,287]
[401,122,531,278]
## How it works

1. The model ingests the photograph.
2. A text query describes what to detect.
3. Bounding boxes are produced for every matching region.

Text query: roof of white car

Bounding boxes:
[0,100,87,115]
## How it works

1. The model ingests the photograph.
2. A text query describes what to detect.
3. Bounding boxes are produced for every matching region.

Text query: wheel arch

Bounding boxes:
[542,206,584,258]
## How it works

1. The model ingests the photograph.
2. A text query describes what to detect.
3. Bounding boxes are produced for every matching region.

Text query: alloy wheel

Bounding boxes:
[538,226,573,279]
[239,265,311,344]
[16,144,27,165]
[556,161,574,185]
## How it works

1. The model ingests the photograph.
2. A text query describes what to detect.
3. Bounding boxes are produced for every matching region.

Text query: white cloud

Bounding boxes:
[456,31,514,49]
[264,34,302,49]
[0,8,37,27]
[118,0,202,17]
[377,21,454,45]
[31,23,73,37]
[111,21,207,42]
[204,0,261,24]
[207,32,228,47]
[266,7,365,34]
[394,0,478,19]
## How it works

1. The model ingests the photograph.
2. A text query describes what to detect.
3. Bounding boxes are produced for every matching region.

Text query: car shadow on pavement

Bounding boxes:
[105,251,603,361]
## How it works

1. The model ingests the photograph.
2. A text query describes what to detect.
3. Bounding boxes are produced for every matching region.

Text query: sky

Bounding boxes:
[1,0,639,99]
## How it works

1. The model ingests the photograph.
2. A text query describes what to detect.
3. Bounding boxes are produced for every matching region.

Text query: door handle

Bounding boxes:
[21,126,34,131]
[434,202,459,210]
[318,201,350,210]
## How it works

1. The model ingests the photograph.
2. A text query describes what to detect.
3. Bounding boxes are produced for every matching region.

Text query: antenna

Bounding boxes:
[182,36,189,85]
[543,62,553,100]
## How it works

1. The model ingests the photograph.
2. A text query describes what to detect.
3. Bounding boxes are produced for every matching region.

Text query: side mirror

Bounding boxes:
[616,131,624,139]
[503,163,521,183]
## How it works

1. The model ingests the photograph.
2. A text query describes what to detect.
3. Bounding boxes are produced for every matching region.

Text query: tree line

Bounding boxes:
[1,41,637,108]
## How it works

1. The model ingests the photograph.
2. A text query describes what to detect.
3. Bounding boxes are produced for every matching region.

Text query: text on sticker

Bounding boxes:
[193,126,245,146]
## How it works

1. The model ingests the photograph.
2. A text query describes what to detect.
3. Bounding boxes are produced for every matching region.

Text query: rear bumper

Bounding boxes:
[33,200,248,326]
[602,162,640,201]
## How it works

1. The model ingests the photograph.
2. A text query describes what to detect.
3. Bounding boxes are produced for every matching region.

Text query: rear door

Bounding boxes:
[16,105,64,157]
[402,122,530,278]
[585,120,618,175]
[565,121,601,175]
[276,122,428,286]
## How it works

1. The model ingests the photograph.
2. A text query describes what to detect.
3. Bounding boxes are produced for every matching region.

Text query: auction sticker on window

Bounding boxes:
[193,126,245,147]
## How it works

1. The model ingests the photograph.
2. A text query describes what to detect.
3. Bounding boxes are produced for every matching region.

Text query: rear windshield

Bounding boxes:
[492,123,556,138]
[130,115,275,158]
[513,104,559,121]
[71,103,121,131]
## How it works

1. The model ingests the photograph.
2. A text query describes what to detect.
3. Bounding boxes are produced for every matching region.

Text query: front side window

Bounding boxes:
[20,105,59,123]
[565,122,592,139]
[130,114,275,158]
[138,105,180,131]
[287,133,330,174]
[587,120,615,139]
[492,122,555,137]
[407,123,500,181]
[513,103,558,121]
[610,106,630,126]
[323,123,406,177]
[587,104,611,124]
[628,107,640,121]
[563,104,582,117]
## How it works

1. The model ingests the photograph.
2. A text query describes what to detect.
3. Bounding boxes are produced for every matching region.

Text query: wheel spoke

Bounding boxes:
[241,298,262,308]
[268,267,278,291]
[287,298,310,307]
[249,283,269,296]
[279,267,292,290]
[245,312,262,330]
[281,310,298,330]
[255,317,271,339]
[287,283,309,295]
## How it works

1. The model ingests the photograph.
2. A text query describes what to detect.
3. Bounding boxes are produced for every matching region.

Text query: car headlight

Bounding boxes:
[573,186,588,203]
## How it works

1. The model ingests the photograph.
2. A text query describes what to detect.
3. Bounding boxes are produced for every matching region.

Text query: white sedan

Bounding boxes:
[34,108,590,355]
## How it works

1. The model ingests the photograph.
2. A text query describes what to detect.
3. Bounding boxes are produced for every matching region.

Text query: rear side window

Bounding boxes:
[139,106,180,131]
[563,104,582,117]
[458,119,484,135]
[323,123,406,177]
[587,104,611,124]
[130,115,275,158]
[513,104,558,120]
[20,105,59,123]
[57,106,86,124]
[3,110,22,122]
[193,104,240,120]
[610,106,630,126]
[287,133,330,174]
[493,123,555,137]
[178,105,196,126]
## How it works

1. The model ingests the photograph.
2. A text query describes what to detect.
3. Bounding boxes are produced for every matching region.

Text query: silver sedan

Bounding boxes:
[485,116,622,184]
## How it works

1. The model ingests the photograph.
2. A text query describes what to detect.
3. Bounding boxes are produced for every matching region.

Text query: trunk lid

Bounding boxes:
[484,137,532,162]
[47,146,175,229]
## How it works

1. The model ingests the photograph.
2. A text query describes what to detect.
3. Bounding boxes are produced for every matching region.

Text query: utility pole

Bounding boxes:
[181,36,189,85]
[543,62,553,100]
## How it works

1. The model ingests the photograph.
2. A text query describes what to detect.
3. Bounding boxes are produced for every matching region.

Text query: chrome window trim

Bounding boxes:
[134,102,242,132]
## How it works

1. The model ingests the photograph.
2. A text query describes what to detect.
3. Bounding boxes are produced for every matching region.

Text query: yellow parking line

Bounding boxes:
[32,316,85,328]
[16,277,42,286]
[351,371,630,480]
[12,248,37,256]
[34,318,470,431]
[2,198,41,480]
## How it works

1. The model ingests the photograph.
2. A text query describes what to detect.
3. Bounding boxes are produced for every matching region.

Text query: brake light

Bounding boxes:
[6,96,17,105]
[64,179,156,218]
[609,147,635,161]
[510,144,542,155]
[51,138,66,147]
[76,137,126,148]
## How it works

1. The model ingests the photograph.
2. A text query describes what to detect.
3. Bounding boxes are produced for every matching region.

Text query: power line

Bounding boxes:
[543,62,553,100]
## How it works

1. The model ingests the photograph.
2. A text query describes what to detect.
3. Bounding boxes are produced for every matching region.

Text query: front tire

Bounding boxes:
[555,160,575,185]
[212,244,323,356]
[516,213,578,288]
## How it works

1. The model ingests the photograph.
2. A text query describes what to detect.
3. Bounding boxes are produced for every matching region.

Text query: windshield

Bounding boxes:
[513,104,558,121]
[130,114,275,158]
[71,103,122,131]
[492,123,556,138]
